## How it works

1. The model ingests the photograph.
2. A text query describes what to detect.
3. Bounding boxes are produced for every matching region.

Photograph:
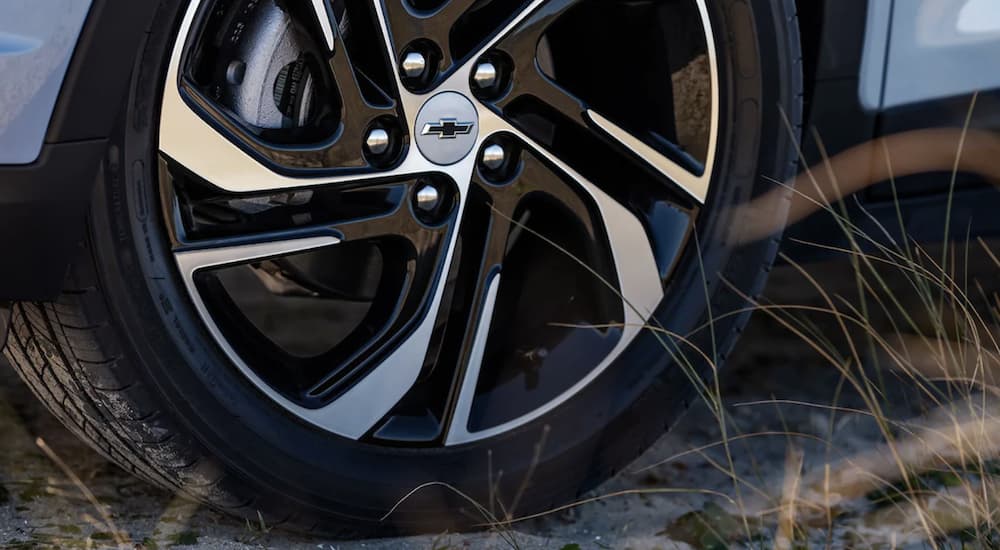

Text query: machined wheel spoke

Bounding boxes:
[476,111,670,316]
[442,149,619,441]
[308,0,337,51]
[486,55,709,205]
[177,63,397,170]
[173,186,441,256]
[160,0,419,194]
[589,110,710,203]
[441,128,665,444]
[304,170,473,437]
[481,0,718,205]
[444,273,501,444]
[175,234,341,276]
[159,91,433,193]
[171,171,472,438]
[501,119,667,321]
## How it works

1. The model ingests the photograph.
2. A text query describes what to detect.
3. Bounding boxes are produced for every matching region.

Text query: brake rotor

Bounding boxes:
[199,0,342,129]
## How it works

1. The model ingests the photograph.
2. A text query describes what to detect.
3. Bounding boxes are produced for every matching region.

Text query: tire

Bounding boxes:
[4,0,802,535]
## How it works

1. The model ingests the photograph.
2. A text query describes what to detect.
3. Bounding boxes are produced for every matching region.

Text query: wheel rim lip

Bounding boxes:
[158,0,721,446]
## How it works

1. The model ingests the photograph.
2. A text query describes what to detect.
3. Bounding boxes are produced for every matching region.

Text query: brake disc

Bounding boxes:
[201,0,343,129]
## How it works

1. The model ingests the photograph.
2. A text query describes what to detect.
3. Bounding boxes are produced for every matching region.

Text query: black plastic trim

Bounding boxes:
[0,0,162,300]
[0,140,108,300]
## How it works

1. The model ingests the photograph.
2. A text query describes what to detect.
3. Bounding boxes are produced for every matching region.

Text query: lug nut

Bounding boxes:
[365,128,390,155]
[481,144,506,170]
[415,184,440,211]
[401,52,427,78]
[473,62,498,89]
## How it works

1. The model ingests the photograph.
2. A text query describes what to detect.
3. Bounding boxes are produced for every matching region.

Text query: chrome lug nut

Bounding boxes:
[481,144,506,170]
[473,62,498,89]
[401,52,427,78]
[415,184,440,211]
[365,128,390,155]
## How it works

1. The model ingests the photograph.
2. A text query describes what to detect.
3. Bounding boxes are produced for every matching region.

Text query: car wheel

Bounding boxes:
[4,0,802,534]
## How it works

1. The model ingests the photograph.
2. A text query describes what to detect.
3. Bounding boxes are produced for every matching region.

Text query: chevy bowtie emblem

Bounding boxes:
[421,118,475,139]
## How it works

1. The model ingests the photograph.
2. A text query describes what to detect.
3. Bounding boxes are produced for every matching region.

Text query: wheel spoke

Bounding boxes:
[172,169,475,438]
[589,110,709,203]
[176,60,397,168]
[478,113,666,318]
[161,69,429,194]
[444,273,501,444]
[379,0,470,74]
[479,0,719,205]
[175,235,340,275]
[441,125,665,444]
[375,0,547,90]
[308,172,473,437]
[308,0,336,51]
[490,0,584,123]
[160,93,431,194]
[161,0,421,193]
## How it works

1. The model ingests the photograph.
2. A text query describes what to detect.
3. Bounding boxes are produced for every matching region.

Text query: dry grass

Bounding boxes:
[4,73,999,550]
[402,91,1000,548]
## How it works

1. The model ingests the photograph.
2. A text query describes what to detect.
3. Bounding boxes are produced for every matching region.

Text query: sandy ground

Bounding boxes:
[0,253,992,549]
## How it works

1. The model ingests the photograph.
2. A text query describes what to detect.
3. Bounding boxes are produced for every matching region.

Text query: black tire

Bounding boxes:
[3,0,802,535]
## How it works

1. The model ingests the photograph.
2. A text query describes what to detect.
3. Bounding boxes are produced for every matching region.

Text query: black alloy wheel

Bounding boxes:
[3,0,803,534]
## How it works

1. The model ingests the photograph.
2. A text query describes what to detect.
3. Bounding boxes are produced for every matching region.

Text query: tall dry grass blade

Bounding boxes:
[939,92,980,271]
[775,445,804,550]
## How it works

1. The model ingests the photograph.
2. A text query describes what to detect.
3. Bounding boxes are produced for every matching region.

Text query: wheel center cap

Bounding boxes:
[414,92,479,166]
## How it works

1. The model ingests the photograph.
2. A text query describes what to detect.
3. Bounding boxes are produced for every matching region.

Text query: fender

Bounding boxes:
[0,0,163,301]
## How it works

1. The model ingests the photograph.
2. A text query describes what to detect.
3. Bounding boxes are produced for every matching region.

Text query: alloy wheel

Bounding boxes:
[157,0,719,447]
